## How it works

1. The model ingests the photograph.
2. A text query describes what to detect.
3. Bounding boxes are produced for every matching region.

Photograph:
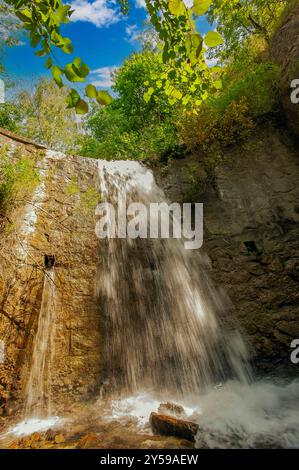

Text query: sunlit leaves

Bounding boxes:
[85,84,98,99]
[193,0,213,16]
[6,0,108,114]
[66,89,81,108]
[168,0,185,16]
[144,0,223,107]
[204,31,223,47]
[144,87,154,103]
[9,0,224,113]
[75,99,89,115]
[51,65,63,88]
[55,4,72,24]
[72,57,90,78]
[45,57,53,69]
[96,91,113,106]
[30,31,41,48]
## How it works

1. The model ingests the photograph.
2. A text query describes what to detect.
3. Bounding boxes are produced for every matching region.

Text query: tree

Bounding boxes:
[17,78,80,151]
[207,0,287,59]
[0,0,23,74]
[3,0,223,110]
[0,0,22,49]
[79,50,179,161]
[0,102,21,132]
[113,51,172,130]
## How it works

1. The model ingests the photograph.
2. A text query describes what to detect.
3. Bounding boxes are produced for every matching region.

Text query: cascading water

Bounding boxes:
[25,268,57,418]
[96,160,299,448]
[97,160,252,397]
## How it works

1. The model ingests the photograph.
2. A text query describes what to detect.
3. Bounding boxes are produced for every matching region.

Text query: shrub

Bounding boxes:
[0,103,21,132]
[180,98,255,172]
[0,146,40,216]
[179,39,280,179]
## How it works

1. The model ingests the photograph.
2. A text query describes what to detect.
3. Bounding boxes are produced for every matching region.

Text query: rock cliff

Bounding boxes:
[271,2,299,136]
[0,129,103,416]
[154,124,299,369]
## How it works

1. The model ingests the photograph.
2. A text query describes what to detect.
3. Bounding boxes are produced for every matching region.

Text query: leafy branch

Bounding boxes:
[5,0,113,113]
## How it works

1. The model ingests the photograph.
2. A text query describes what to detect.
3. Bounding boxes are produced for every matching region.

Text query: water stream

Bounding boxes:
[25,268,57,418]
[5,159,298,448]
[97,160,251,396]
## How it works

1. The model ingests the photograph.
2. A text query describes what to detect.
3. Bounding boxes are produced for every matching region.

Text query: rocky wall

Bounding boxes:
[271,2,299,136]
[154,125,299,369]
[0,131,103,417]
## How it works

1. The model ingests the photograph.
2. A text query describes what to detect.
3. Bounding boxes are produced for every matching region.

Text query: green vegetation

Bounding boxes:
[207,0,288,60]
[78,3,284,167]
[78,50,180,161]
[179,37,281,166]
[17,78,80,152]
[0,103,21,132]
[65,177,101,214]
[0,0,296,206]
[0,146,40,217]
[4,0,222,112]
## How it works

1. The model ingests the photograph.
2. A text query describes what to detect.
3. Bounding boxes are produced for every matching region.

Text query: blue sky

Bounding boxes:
[3,0,211,93]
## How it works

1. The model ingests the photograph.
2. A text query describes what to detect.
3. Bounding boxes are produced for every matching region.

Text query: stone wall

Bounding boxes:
[154,125,299,369]
[271,2,299,136]
[0,130,103,416]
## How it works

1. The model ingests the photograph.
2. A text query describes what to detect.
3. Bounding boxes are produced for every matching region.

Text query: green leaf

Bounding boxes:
[85,84,98,99]
[51,30,63,45]
[15,9,32,23]
[55,4,71,23]
[45,57,53,69]
[143,92,150,103]
[72,57,90,78]
[213,79,222,89]
[65,64,85,82]
[75,99,89,115]
[66,89,81,108]
[96,91,113,106]
[204,31,223,48]
[51,65,63,88]
[30,31,41,48]
[185,32,203,58]
[61,37,73,54]
[168,0,185,16]
[193,0,212,16]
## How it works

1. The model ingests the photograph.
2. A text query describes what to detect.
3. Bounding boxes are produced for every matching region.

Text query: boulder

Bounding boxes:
[158,402,186,418]
[150,412,199,442]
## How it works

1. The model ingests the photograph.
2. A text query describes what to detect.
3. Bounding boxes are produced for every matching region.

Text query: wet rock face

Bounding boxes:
[0,132,103,412]
[271,4,299,136]
[154,125,299,368]
[150,412,199,442]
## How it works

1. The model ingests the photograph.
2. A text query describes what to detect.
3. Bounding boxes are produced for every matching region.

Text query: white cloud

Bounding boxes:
[90,66,118,87]
[125,24,140,44]
[70,0,120,27]
[135,0,146,8]
[205,56,218,68]
[183,0,193,7]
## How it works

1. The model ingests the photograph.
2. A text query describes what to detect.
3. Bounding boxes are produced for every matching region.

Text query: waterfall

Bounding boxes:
[25,268,57,417]
[97,161,252,398]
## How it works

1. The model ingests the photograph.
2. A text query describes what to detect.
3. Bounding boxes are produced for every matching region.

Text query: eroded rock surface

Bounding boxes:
[150,412,199,442]
[0,130,103,414]
[154,125,299,367]
[271,4,299,136]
